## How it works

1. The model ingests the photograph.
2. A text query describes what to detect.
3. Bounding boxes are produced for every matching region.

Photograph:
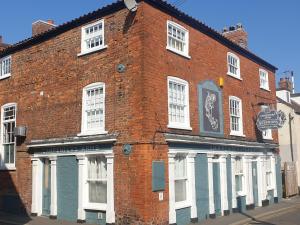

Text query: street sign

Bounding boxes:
[256,109,286,131]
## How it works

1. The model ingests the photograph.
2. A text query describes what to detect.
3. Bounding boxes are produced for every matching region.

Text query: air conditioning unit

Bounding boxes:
[14,126,27,137]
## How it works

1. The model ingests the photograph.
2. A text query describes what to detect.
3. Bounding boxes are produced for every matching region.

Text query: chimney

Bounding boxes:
[0,35,10,51]
[32,20,56,36]
[279,77,293,92]
[222,23,248,49]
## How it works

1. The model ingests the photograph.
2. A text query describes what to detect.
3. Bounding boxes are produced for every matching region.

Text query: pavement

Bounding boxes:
[0,197,300,225]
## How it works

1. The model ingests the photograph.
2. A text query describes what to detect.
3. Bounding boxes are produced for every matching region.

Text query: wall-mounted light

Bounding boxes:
[219,77,224,88]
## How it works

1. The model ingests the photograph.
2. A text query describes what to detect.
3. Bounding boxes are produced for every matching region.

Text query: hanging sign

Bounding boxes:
[256,109,286,131]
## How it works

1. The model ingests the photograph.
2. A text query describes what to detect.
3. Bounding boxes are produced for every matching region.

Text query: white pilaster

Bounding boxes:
[207,155,215,214]
[219,155,228,214]
[231,157,237,209]
[256,157,263,206]
[77,155,87,221]
[272,156,277,197]
[50,157,57,217]
[106,153,115,224]
[168,153,176,224]
[31,158,43,216]
[248,158,254,205]
[187,153,197,220]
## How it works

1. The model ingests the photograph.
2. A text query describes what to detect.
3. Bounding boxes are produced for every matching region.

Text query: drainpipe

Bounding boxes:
[289,113,294,162]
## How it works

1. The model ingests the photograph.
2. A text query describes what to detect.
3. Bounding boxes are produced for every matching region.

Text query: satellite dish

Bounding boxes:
[124,0,138,12]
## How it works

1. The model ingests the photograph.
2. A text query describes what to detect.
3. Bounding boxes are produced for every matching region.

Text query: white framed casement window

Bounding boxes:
[79,19,107,56]
[0,56,12,80]
[259,69,269,91]
[79,82,107,136]
[265,157,273,190]
[174,154,189,209]
[0,103,17,170]
[227,52,241,79]
[235,157,244,196]
[229,96,244,136]
[86,155,107,210]
[166,21,190,59]
[167,77,191,130]
[261,106,272,140]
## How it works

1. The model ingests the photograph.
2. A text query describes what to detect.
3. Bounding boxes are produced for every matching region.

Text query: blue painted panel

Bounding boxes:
[267,190,274,204]
[237,196,246,212]
[86,210,106,225]
[276,156,283,201]
[195,154,209,221]
[152,161,165,191]
[213,162,221,216]
[252,161,259,206]
[57,156,78,222]
[226,156,232,211]
[198,80,224,137]
[176,207,191,225]
[42,158,51,216]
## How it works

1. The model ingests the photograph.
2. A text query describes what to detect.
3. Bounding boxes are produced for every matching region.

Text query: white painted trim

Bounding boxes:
[168,153,177,224]
[229,96,245,137]
[227,52,241,79]
[272,156,278,197]
[50,157,57,217]
[106,153,115,224]
[256,157,263,206]
[28,138,115,148]
[259,69,270,91]
[167,76,191,130]
[219,156,228,214]
[0,55,12,80]
[187,153,197,219]
[31,158,43,216]
[207,155,215,214]
[231,157,237,208]
[33,150,113,158]
[77,155,87,221]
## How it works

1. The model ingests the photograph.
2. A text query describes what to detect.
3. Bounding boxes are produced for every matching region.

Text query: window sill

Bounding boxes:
[263,137,273,141]
[78,45,108,57]
[175,201,191,210]
[167,124,192,131]
[260,87,271,92]
[0,74,11,80]
[77,130,108,137]
[166,46,191,59]
[0,165,16,171]
[227,72,242,81]
[236,191,246,197]
[230,132,246,137]
[267,186,274,191]
[84,203,107,211]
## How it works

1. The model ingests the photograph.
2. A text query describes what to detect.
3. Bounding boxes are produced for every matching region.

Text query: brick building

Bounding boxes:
[0,0,282,225]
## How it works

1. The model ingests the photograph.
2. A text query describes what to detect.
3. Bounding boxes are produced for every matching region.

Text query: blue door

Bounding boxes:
[213,162,222,216]
[42,158,51,216]
[252,161,259,206]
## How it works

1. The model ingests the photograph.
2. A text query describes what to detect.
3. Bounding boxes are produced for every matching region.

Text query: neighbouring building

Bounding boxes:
[277,77,300,193]
[0,1,282,225]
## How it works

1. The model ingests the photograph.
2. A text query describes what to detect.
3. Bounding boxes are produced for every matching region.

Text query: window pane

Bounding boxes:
[167,22,187,53]
[89,181,107,203]
[175,180,187,202]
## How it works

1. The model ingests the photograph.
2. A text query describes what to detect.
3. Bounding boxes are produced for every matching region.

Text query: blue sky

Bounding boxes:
[1,0,299,92]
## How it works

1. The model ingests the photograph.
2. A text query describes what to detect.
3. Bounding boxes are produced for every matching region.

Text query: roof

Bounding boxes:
[0,0,277,72]
[277,97,300,114]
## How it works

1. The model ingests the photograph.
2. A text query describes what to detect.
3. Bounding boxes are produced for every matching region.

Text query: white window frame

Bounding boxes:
[227,52,241,80]
[79,19,107,56]
[259,69,270,91]
[234,156,245,196]
[229,96,245,137]
[265,157,273,190]
[0,103,17,170]
[166,20,190,59]
[167,76,191,130]
[0,56,12,80]
[79,82,107,136]
[261,106,272,140]
[85,155,107,210]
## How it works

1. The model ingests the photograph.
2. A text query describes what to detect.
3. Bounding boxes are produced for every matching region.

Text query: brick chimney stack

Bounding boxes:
[32,20,56,36]
[0,35,9,51]
[279,77,293,92]
[222,23,248,49]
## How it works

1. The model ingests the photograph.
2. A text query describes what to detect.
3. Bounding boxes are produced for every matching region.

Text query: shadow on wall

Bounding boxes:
[0,159,31,223]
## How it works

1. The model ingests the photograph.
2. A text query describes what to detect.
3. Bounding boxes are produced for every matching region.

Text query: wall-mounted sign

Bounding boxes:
[256,109,286,131]
[198,80,224,137]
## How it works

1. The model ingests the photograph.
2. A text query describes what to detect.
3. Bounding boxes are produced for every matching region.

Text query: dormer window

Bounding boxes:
[227,52,240,79]
[166,21,190,58]
[79,20,107,56]
[0,56,11,80]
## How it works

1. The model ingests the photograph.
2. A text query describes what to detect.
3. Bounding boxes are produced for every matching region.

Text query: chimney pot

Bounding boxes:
[222,23,248,49]
[47,20,54,25]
